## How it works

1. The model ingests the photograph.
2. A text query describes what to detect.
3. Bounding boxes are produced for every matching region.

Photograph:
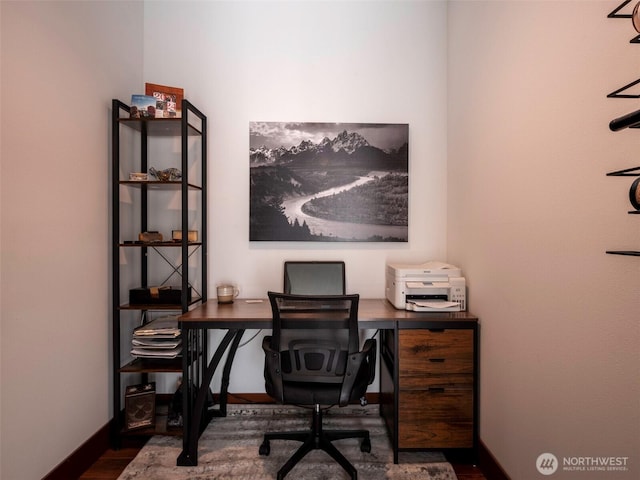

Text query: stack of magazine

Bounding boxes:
[131,315,182,359]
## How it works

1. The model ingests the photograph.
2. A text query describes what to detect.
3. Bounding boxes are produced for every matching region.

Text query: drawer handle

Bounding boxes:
[428,387,445,393]
[429,358,445,363]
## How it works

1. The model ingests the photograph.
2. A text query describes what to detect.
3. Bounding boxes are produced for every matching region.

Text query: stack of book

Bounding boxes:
[131,315,182,359]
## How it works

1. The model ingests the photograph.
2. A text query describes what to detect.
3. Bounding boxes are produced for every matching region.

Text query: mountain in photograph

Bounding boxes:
[250,130,408,172]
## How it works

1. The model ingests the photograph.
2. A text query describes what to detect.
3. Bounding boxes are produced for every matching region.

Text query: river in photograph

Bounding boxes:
[281,171,408,241]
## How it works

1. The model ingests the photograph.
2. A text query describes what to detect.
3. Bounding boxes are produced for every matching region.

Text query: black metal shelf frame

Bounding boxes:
[604,166,640,255]
[606,5,640,256]
[608,77,640,99]
[606,250,640,256]
[608,1,640,42]
[111,99,208,446]
[606,165,640,176]
[608,0,633,18]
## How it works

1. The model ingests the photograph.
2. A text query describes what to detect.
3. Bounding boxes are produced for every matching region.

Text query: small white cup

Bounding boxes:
[217,285,239,304]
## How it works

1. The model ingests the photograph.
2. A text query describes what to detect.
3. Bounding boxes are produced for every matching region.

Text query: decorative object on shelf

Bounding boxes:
[125,382,156,430]
[172,230,198,242]
[633,1,640,32]
[138,231,163,242]
[130,95,156,118]
[630,176,640,210]
[129,172,148,181]
[145,83,184,118]
[149,166,181,181]
[129,286,192,305]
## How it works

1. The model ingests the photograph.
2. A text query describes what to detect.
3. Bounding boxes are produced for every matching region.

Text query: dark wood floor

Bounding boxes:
[79,439,488,480]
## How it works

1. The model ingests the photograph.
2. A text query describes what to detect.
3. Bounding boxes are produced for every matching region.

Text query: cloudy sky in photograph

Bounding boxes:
[250,122,408,151]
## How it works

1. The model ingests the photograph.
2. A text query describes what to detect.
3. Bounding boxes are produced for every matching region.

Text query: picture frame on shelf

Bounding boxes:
[145,83,184,118]
[130,95,156,118]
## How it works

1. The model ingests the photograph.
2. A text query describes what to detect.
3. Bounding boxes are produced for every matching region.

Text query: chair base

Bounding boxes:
[259,404,371,480]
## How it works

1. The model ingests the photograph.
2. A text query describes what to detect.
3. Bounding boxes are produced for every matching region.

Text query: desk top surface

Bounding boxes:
[179,298,477,329]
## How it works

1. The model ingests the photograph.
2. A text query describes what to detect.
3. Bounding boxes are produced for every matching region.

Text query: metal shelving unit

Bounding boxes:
[111,99,208,444]
[607,6,640,256]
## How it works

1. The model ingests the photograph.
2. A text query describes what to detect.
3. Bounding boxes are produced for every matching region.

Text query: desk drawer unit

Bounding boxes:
[398,329,474,449]
[380,320,478,463]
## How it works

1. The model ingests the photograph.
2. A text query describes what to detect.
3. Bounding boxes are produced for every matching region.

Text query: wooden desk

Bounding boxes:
[176,298,479,466]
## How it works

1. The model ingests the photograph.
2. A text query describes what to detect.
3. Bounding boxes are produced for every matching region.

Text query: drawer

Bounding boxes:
[401,373,473,390]
[399,329,473,377]
[398,387,474,449]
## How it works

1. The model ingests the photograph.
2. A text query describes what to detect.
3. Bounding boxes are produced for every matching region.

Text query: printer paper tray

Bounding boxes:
[406,300,461,312]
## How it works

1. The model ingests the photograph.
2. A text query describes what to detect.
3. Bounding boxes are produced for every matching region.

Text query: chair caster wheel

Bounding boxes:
[360,437,371,453]
[259,440,270,456]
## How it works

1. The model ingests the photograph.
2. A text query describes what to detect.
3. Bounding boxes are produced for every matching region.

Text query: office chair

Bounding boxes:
[259,292,377,480]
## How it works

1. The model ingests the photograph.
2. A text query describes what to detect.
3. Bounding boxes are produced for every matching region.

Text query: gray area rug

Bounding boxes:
[118,404,458,480]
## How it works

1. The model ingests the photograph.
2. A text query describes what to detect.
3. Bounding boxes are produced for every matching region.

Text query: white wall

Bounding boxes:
[448,1,639,479]
[143,0,449,392]
[0,2,143,479]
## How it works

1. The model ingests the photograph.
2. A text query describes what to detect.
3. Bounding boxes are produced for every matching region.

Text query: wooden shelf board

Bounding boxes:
[118,117,202,136]
[119,357,183,373]
[119,180,202,190]
[119,297,203,310]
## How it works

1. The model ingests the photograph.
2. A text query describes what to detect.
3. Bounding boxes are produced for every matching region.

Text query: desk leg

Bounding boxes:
[217,329,244,417]
[177,328,245,466]
[379,327,399,464]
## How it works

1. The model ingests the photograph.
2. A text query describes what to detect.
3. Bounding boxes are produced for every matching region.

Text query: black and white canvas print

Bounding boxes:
[250,122,408,242]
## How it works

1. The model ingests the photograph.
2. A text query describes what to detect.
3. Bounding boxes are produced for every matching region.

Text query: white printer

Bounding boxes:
[385,261,466,311]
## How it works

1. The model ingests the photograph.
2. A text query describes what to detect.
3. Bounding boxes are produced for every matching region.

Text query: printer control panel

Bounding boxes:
[449,281,466,311]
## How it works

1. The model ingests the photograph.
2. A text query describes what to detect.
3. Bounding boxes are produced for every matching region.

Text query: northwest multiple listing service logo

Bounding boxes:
[537,453,559,475]
[536,452,630,476]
